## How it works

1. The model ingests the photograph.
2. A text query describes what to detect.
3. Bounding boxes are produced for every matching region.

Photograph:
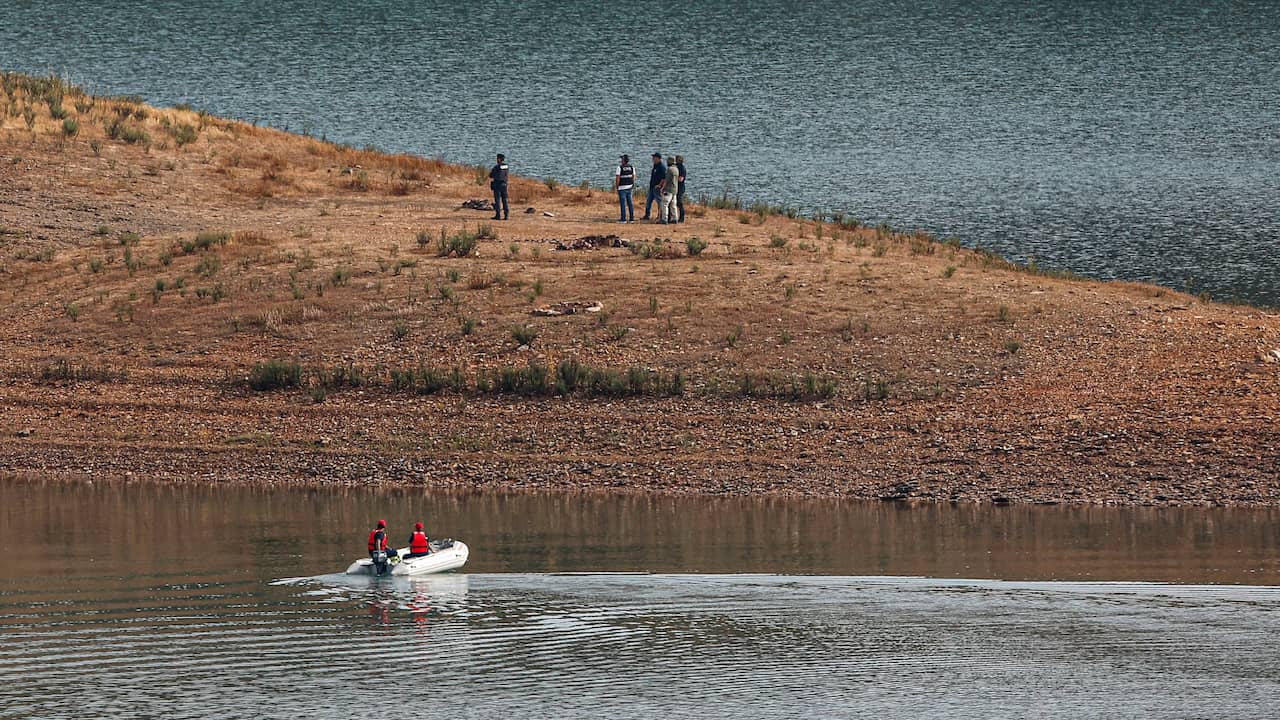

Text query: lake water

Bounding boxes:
[2,477,1279,718]
[2,1,1278,305]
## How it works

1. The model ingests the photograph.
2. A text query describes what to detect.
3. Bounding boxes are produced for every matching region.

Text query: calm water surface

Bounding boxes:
[2,478,1279,718]
[1,1,1278,304]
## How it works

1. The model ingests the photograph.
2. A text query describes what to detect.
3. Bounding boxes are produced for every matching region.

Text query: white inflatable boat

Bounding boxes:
[345,539,469,577]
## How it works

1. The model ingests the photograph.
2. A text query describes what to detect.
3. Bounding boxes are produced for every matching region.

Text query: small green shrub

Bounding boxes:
[172,122,198,146]
[248,359,302,390]
[726,324,743,347]
[512,324,538,346]
[686,237,708,256]
[194,255,220,277]
[437,227,478,257]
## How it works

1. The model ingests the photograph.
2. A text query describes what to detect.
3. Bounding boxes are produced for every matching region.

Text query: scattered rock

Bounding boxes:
[554,235,626,251]
[16,428,34,438]
[1263,349,1280,364]
[460,199,493,211]
[531,301,604,317]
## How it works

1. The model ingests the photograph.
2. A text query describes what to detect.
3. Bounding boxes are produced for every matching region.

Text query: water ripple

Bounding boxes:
[3,573,1278,719]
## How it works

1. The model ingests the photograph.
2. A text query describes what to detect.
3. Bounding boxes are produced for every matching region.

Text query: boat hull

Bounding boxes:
[345,540,469,576]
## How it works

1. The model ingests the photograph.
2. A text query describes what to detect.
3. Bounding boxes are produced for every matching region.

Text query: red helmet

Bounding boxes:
[376,519,386,528]
[415,522,424,530]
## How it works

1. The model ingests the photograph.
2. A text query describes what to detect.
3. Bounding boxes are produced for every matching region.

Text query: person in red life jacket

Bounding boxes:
[366,517,389,558]
[406,522,431,558]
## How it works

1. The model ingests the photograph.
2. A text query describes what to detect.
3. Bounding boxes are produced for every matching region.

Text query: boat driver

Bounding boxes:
[367,519,395,562]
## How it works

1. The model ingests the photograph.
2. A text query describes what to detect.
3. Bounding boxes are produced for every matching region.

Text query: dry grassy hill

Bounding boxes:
[2,73,1278,505]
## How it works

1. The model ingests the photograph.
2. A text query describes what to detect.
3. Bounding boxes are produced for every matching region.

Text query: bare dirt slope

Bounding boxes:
[2,74,1278,505]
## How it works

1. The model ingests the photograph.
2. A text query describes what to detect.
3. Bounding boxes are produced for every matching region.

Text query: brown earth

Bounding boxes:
[2,74,1278,505]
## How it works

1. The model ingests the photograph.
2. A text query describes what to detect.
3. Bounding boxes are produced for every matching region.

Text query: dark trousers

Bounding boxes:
[492,184,509,219]
[677,186,686,222]
[644,186,661,218]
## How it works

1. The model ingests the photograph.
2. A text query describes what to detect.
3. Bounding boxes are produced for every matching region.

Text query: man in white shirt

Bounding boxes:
[613,154,636,223]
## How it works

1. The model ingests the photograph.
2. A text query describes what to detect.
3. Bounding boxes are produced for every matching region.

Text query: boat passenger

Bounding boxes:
[406,522,431,559]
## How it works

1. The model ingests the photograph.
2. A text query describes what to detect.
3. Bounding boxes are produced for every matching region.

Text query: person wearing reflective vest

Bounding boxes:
[614,154,636,223]
[407,522,431,558]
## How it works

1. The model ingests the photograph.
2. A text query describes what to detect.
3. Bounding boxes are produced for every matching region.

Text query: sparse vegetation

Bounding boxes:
[436,227,478,257]
[194,254,220,277]
[726,324,744,348]
[686,236,708,256]
[38,359,125,384]
[512,324,538,346]
[731,371,837,400]
[248,359,303,390]
[172,123,198,146]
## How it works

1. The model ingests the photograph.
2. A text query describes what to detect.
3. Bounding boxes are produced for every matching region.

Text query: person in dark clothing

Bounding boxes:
[642,152,666,221]
[675,155,687,223]
[489,153,510,220]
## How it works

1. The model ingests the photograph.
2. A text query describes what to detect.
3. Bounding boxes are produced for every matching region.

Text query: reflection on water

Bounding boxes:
[2,477,1280,718]
[2,477,1277,583]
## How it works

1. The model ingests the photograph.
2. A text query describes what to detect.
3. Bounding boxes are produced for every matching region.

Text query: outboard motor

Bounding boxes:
[371,549,388,576]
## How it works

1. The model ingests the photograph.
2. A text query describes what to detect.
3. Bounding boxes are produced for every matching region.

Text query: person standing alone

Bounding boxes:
[643,152,666,221]
[490,153,510,220]
[660,155,680,224]
[675,155,687,223]
[614,154,636,223]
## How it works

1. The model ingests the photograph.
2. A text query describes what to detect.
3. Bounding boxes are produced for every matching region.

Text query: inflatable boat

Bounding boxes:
[345,539,469,577]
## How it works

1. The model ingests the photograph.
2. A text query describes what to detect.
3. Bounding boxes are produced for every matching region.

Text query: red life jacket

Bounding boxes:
[368,529,387,551]
[409,531,429,555]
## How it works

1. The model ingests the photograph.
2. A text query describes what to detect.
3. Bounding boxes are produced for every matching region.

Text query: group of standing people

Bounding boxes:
[488,151,688,224]
[614,152,686,224]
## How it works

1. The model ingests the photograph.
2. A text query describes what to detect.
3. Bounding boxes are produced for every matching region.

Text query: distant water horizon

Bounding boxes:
[3,0,1277,304]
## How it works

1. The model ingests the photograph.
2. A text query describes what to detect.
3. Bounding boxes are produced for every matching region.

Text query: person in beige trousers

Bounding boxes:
[659,155,680,224]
